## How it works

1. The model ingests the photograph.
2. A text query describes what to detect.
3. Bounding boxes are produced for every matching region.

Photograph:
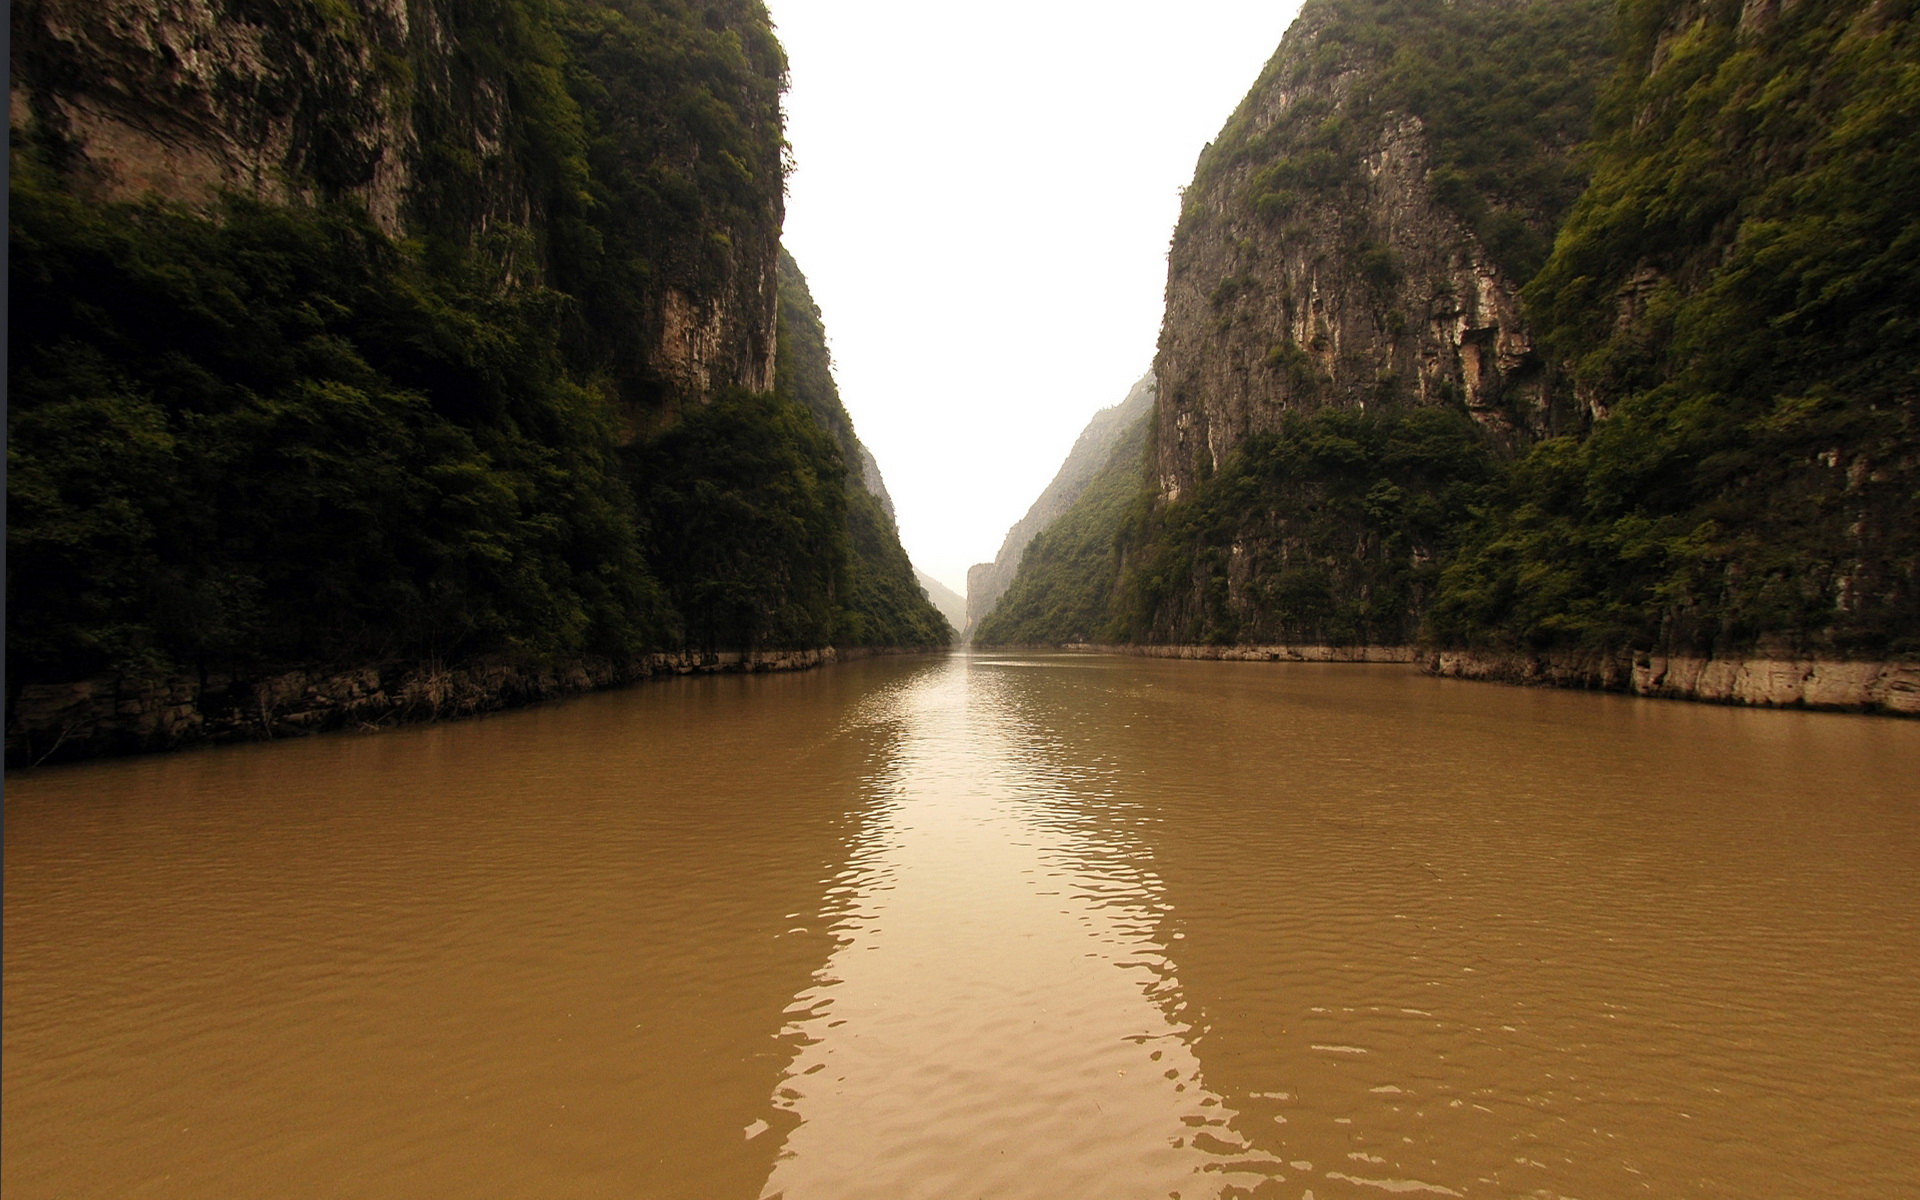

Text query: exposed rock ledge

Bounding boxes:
[7,647,930,768]
[1083,643,1418,663]
[1042,643,1918,716]
[1427,650,1920,717]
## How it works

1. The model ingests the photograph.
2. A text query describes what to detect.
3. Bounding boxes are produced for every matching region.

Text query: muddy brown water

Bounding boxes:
[6,652,1918,1199]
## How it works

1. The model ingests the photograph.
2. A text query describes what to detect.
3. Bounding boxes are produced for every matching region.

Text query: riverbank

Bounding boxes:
[1070,643,1417,664]
[5,646,943,767]
[1427,648,1920,717]
[1018,643,1920,717]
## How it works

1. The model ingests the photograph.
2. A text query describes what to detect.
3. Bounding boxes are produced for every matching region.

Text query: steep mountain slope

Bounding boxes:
[983,0,1918,701]
[964,374,1155,637]
[971,412,1151,646]
[1156,0,1613,506]
[7,0,943,762]
[1432,0,1920,660]
[1136,0,1616,646]
[915,571,969,633]
[774,252,953,649]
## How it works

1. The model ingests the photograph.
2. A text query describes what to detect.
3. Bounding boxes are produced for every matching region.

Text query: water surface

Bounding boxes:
[7,652,1918,1198]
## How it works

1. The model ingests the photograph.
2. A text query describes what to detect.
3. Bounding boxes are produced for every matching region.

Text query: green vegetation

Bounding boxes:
[773,252,953,648]
[1436,0,1920,657]
[635,389,846,651]
[977,406,1495,648]
[972,417,1152,646]
[546,0,787,403]
[1207,0,1614,282]
[1111,407,1495,646]
[8,170,668,684]
[986,0,1916,662]
[8,0,943,697]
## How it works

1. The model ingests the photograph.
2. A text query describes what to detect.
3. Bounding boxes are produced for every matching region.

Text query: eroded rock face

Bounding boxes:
[1153,5,1582,505]
[12,0,473,237]
[1429,650,1920,716]
[10,0,782,423]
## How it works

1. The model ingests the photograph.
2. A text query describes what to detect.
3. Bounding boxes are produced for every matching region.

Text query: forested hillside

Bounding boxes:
[772,252,953,650]
[978,0,1918,684]
[963,374,1154,638]
[1434,0,1920,659]
[7,0,943,760]
[970,412,1151,647]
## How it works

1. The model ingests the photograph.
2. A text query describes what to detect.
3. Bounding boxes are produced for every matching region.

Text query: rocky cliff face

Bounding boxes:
[7,0,946,764]
[11,0,440,235]
[1083,0,1619,648]
[965,374,1155,637]
[1112,0,1916,672]
[1153,0,1610,504]
[854,442,898,525]
[9,0,783,423]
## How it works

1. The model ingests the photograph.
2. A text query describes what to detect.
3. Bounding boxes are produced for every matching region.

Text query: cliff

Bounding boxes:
[9,0,784,423]
[981,0,1918,705]
[7,0,945,764]
[1154,0,1612,504]
[964,374,1156,638]
[773,252,954,649]
[1433,0,1920,661]
[1116,0,1613,647]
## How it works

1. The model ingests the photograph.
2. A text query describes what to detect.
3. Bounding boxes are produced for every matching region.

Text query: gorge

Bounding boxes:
[8,3,1920,1197]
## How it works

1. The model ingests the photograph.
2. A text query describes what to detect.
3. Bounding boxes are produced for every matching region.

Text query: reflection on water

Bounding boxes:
[763,657,1279,1199]
[6,652,1920,1199]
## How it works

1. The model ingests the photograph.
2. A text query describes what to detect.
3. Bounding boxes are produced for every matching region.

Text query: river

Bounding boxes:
[6,652,1918,1198]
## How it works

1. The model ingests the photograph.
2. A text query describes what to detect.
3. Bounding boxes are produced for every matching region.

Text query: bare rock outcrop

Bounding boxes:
[1152,2,1591,505]
[10,0,781,425]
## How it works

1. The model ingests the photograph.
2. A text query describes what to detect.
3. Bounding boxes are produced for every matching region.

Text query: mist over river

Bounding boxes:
[6,653,1918,1199]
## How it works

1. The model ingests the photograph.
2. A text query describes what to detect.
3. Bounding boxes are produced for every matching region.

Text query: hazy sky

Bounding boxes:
[768,0,1305,596]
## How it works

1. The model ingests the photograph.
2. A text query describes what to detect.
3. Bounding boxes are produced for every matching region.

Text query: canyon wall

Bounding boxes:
[1153,2,1600,502]
[8,0,950,763]
[978,0,1917,704]
[10,0,783,421]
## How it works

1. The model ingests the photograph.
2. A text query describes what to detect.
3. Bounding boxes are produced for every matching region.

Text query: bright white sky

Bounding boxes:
[768,0,1305,596]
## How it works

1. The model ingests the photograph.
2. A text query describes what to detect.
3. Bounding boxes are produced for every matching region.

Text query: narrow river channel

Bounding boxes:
[6,652,1918,1198]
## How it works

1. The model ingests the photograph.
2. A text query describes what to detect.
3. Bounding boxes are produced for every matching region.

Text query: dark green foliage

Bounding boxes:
[839,487,952,649]
[547,0,786,402]
[635,390,846,651]
[1111,407,1497,645]
[8,163,664,685]
[1211,0,1614,282]
[774,250,855,449]
[972,418,1153,646]
[774,250,952,648]
[1438,0,1920,657]
[8,0,943,699]
[977,406,1497,648]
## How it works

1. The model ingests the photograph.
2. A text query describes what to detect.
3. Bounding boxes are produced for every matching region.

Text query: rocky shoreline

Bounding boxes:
[1077,643,1418,664]
[1426,649,1920,717]
[5,647,937,768]
[1023,643,1919,716]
